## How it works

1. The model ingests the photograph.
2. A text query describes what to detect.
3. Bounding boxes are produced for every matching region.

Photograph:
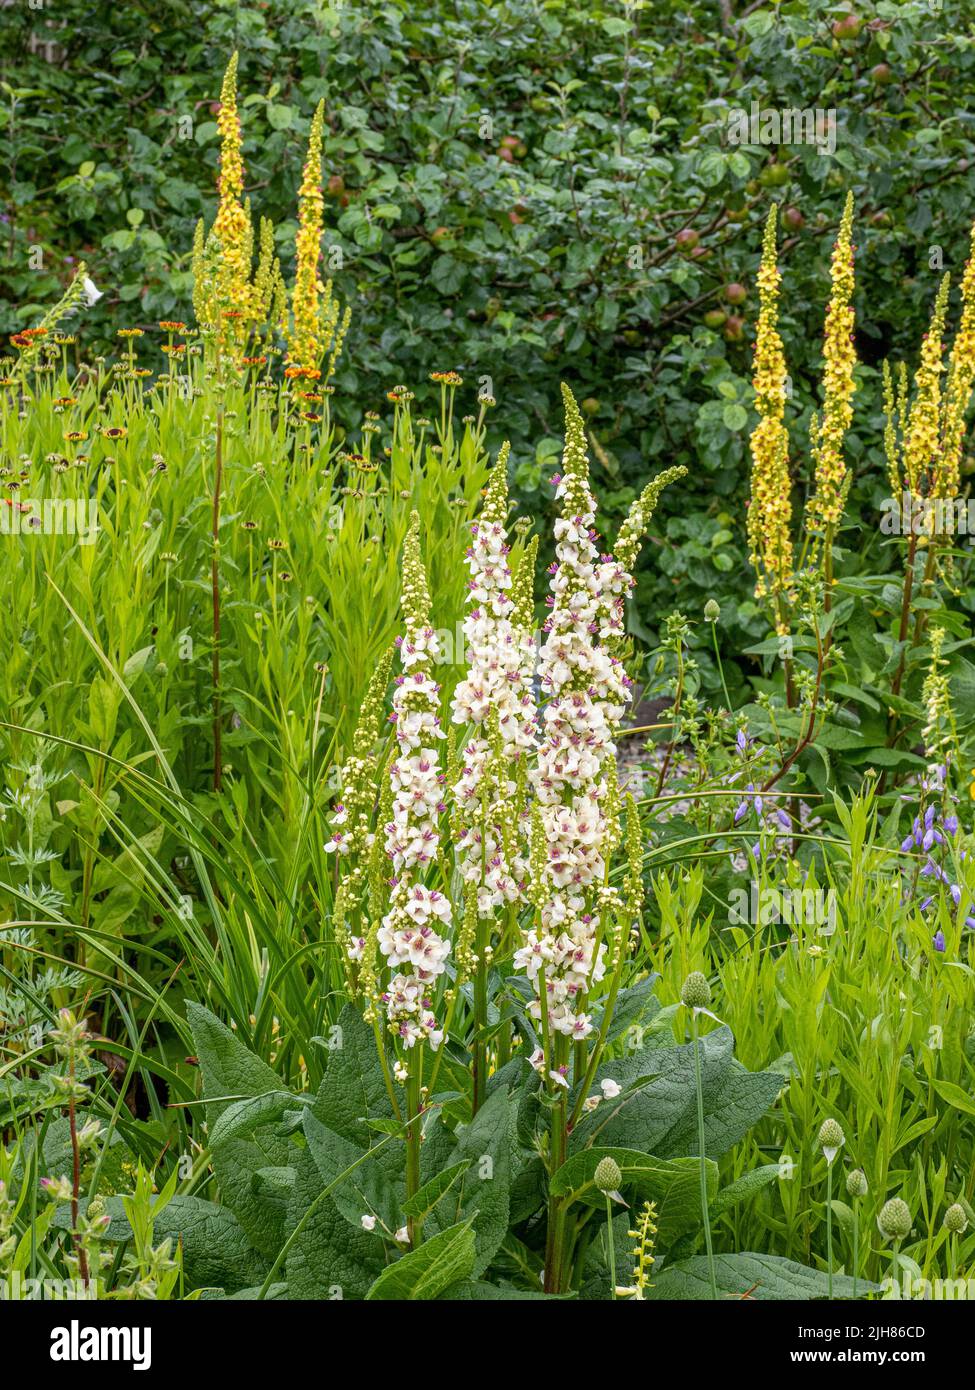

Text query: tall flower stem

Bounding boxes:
[211,405,224,793]
[405,1061,423,1246]
[826,1160,834,1298]
[852,1205,859,1299]
[605,1194,617,1300]
[471,912,489,1115]
[691,1010,717,1299]
[710,619,733,711]
[67,1042,90,1290]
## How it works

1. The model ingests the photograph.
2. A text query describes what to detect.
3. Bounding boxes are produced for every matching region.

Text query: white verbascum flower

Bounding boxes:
[515,385,634,1041]
[451,442,537,919]
[379,514,452,1050]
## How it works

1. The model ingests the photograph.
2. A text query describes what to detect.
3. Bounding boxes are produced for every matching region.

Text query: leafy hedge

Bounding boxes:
[4,0,975,644]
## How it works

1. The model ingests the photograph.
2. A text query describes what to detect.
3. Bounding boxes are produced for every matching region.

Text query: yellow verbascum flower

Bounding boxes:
[904,274,950,499]
[287,100,328,373]
[211,53,256,355]
[881,359,909,497]
[806,192,857,533]
[747,205,795,626]
[938,219,975,504]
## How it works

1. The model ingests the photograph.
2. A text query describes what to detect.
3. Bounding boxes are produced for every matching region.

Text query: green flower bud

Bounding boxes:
[943,1203,968,1235]
[595,1157,623,1194]
[818,1118,845,1154]
[878,1197,912,1241]
[704,599,721,623]
[846,1168,868,1198]
[680,971,712,1010]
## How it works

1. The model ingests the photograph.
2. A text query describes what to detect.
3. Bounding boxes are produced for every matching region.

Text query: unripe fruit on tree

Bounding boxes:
[623,329,642,345]
[514,142,528,159]
[760,162,790,188]
[832,13,861,40]
[870,63,893,84]
[500,134,519,148]
[704,309,727,329]
[726,206,749,224]
[724,315,745,341]
[871,210,892,229]
[675,228,700,253]
[431,226,451,241]
[498,146,514,163]
[745,179,760,197]
[581,397,600,415]
[724,282,747,305]
[782,205,804,231]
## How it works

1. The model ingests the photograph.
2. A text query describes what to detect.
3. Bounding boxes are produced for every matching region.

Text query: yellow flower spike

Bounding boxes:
[806,191,857,534]
[212,52,256,354]
[939,218,975,506]
[747,203,795,628]
[288,99,331,375]
[881,360,901,498]
[904,273,950,498]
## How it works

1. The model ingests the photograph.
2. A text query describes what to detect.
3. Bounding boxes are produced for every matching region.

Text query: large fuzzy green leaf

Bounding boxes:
[420,1082,513,1275]
[572,1026,781,1160]
[648,1252,878,1300]
[185,1002,294,1259]
[55,1194,265,1294]
[285,1143,386,1301]
[550,1147,715,1243]
[365,1220,476,1300]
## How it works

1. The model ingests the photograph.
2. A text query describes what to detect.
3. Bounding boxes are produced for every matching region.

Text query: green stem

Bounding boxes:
[826,1161,834,1299]
[692,1012,717,1298]
[852,1204,859,1300]
[406,1063,423,1246]
[710,620,733,711]
[472,912,488,1115]
[606,1194,617,1300]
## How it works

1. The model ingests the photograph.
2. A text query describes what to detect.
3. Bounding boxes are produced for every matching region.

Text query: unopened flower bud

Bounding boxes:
[704,599,720,623]
[943,1203,968,1235]
[846,1168,867,1198]
[680,971,712,1010]
[878,1197,912,1241]
[818,1118,845,1163]
[595,1157,623,1194]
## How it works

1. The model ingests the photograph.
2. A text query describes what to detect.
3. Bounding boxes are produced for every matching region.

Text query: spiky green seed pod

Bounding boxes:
[595,1157,623,1194]
[943,1202,968,1234]
[680,971,712,1010]
[846,1168,868,1198]
[878,1197,912,1241]
[818,1118,845,1152]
